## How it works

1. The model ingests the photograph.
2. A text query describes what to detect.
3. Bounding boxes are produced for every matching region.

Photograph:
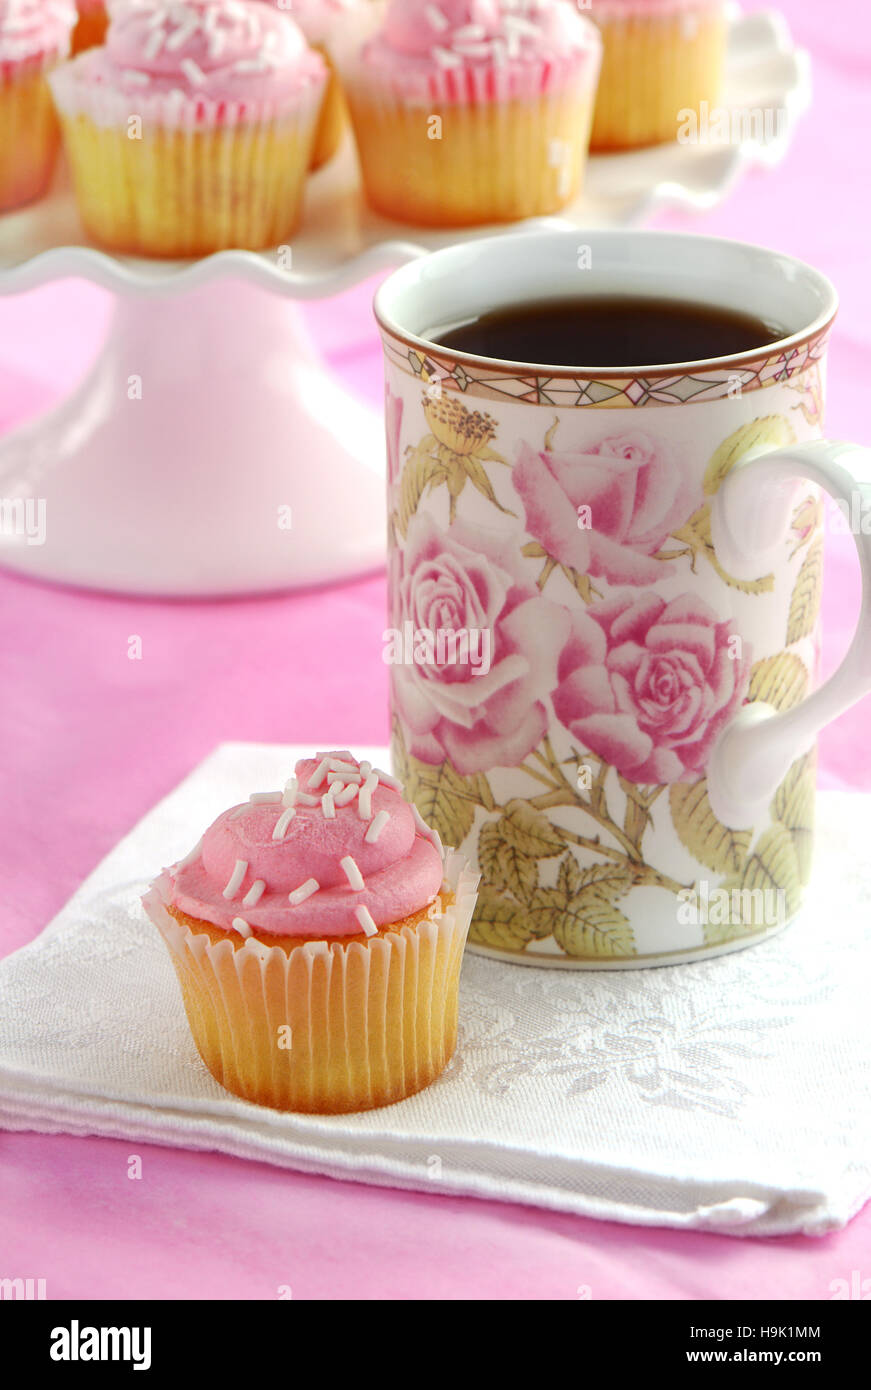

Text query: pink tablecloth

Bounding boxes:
[2,1,870,1300]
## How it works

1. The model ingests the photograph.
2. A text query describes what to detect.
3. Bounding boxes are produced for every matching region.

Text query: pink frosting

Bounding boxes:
[264,0,358,47]
[0,0,76,62]
[354,0,601,101]
[168,752,445,939]
[54,0,325,107]
[367,0,598,64]
[586,0,723,14]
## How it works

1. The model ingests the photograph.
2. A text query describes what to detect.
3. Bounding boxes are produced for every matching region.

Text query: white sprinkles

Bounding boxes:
[288,877,320,906]
[355,906,378,938]
[117,0,294,86]
[272,806,296,840]
[421,0,569,68]
[242,879,266,909]
[179,755,442,940]
[365,810,390,844]
[340,856,365,891]
[222,858,248,900]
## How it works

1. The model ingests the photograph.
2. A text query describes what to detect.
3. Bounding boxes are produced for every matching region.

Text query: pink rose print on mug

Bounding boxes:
[390,514,571,775]
[513,430,700,586]
[553,592,751,784]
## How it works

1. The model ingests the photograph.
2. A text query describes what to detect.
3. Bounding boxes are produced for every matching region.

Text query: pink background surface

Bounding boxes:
[1,1,870,1299]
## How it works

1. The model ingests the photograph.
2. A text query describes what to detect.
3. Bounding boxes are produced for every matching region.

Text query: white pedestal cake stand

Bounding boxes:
[0,9,809,596]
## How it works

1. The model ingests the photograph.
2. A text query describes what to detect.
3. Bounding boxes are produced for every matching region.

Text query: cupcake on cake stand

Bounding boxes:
[0,4,809,596]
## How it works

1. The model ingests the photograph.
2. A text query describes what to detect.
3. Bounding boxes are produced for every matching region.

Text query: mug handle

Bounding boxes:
[707,439,871,829]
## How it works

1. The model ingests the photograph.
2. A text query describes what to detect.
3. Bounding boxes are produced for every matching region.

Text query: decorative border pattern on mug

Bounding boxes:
[380,327,830,410]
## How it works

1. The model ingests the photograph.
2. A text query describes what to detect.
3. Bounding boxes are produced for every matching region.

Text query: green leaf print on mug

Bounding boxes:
[702,416,796,496]
[748,652,809,711]
[497,800,567,859]
[664,416,799,595]
[531,859,634,958]
[708,824,802,948]
[549,890,634,959]
[396,393,513,534]
[786,539,824,645]
[471,888,538,952]
[401,758,478,848]
[668,501,776,594]
[477,820,538,904]
[669,779,753,876]
[772,748,817,886]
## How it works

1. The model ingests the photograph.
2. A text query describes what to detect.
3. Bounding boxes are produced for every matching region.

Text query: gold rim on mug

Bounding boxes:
[374,229,839,409]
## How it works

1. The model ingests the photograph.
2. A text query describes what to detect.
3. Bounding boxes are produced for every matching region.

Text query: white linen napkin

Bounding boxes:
[1,743,868,1238]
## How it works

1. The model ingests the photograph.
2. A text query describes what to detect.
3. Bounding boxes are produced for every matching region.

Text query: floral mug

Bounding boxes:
[375,230,871,968]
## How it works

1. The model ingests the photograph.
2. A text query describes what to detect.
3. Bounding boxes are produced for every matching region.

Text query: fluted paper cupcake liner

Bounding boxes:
[590,2,727,151]
[350,49,601,109]
[48,76,325,256]
[344,73,598,227]
[143,853,480,1114]
[0,46,69,212]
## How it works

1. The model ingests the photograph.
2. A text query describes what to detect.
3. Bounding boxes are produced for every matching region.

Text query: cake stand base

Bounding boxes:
[0,279,385,596]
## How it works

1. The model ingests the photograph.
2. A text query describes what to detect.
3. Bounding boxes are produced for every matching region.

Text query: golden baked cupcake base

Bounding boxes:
[0,63,63,212]
[55,116,318,258]
[48,1,328,257]
[591,6,727,151]
[146,856,478,1114]
[346,88,597,228]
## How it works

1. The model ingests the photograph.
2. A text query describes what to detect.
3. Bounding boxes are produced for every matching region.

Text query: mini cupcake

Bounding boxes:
[72,0,108,54]
[586,0,727,151]
[49,0,328,257]
[0,1,76,212]
[341,0,602,227]
[143,752,479,1113]
[262,0,360,169]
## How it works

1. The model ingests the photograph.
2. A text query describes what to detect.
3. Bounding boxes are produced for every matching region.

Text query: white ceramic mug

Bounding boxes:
[376,230,871,968]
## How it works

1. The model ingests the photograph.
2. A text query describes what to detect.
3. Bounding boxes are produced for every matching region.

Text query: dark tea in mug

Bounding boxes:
[432,295,786,369]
